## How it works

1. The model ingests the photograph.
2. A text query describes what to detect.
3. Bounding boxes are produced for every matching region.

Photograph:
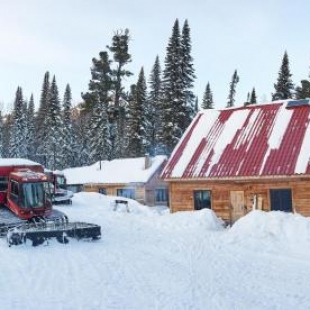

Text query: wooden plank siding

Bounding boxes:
[168,177,310,222]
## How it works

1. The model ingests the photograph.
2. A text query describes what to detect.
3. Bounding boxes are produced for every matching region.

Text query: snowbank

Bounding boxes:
[155,209,225,232]
[227,210,310,255]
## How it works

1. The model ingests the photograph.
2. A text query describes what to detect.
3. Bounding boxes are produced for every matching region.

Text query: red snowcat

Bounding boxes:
[0,158,101,246]
[45,170,74,205]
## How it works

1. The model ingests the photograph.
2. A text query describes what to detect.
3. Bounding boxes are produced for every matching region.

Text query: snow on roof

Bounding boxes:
[162,100,310,179]
[63,155,167,185]
[0,158,42,167]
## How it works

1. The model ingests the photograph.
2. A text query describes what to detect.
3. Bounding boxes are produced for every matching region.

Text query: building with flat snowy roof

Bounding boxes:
[63,155,168,207]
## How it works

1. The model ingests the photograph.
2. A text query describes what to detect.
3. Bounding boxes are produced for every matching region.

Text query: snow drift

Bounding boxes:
[227,210,310,256]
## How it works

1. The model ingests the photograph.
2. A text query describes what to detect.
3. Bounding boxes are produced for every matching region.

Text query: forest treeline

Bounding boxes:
[0,19,309,170]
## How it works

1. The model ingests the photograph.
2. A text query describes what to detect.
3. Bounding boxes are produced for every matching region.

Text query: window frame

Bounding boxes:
[155,188,168,203]
[117,188,135,200]
[193,190,212,210]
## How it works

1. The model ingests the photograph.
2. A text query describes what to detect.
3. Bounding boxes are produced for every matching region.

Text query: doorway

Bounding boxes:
[230,191,246,223]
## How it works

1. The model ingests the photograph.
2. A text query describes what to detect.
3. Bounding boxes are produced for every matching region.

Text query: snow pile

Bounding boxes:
[227,210,310,255]
[155,209,225,232]
[71,191,163,216]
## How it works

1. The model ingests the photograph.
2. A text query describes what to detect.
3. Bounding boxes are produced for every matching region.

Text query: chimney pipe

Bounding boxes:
[145,154,152,169]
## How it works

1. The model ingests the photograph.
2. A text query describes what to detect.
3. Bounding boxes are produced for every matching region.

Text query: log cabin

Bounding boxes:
[161,99,310,223]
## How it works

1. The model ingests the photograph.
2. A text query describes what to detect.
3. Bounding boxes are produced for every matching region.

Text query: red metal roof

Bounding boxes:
[162,101,310,179]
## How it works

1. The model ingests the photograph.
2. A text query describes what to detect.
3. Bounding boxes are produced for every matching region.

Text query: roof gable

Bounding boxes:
[162,101,310,179]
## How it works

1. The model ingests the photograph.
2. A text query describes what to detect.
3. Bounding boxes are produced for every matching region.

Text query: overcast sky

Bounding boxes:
[0,0,309,111]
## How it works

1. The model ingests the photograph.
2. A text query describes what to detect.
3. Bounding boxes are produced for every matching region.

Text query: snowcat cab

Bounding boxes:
[7,169,52,220]
[45,171,73,204]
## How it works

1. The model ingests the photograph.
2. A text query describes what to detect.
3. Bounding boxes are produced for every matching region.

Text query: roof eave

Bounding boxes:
[164,174,310,183]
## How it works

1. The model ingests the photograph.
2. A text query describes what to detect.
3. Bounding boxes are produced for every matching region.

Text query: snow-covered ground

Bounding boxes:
[1,192,310,310]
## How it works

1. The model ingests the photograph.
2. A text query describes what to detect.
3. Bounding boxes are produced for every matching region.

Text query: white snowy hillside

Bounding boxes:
[62,155,166,185]
[0,192,310,310]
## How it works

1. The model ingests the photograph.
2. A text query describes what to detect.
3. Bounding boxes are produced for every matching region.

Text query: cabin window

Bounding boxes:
[10,180,19,203]
[98,188,107,195]
[117,188,135,199]
[155,188,168,203]
[193,190,212,210]
[270,189,292,212]
[0,176,8,191]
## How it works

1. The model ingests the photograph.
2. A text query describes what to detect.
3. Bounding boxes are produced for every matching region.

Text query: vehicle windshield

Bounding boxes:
[56,175,66,189]
[21,182,48,209]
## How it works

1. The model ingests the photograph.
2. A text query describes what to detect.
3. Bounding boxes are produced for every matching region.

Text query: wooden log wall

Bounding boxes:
[168,177,310,221]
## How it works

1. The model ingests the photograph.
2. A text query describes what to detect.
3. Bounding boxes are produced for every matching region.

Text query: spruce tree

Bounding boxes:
[26,94,36,160]
[181,19,196,125]
[73,114,91,166]
[250,88,257,104]
[62,84,75,168]
[36,72,50,165]
[295,80,310,99]
[2,114,12,158]
[9,87,27,158]
[147,55,163,155]
[88,93,111,163]
[162,19,185,154]
[127,68,148,157]
[272,51,294,100]
[45,76,63,170]
[226,70,239,108]
[201,82,214,109]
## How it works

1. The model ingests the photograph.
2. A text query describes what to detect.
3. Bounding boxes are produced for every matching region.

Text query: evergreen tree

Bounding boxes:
[2,114,12,158]
[201,82,214,109]
[107,29,133,159]
[82,51,113,112]
[36,72,50,165]
[82,50,116,160]
[107,28,133,112]
[26,94,36,160]
[45,76,63,170]
[62,84,75,168]
[147,55,163,155]
[250,88,257,104]
[9,87,27,158]
[127,68,148,157]
[162,19,185,154]
[88,93,111,163]
[73,114,91,166]
[226,70,239,108]
[272,51,294,100]
[181,19,196,125]
[295,80,310,99]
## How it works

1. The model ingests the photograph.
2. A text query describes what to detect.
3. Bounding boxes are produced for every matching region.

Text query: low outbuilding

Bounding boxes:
[63,155,168,207]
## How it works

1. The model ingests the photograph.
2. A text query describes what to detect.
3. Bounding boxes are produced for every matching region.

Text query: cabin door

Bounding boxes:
[230,191,246,223]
